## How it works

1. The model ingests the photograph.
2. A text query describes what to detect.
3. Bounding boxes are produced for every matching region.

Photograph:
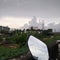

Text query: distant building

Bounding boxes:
[0,26,2,31]
[0,26,10,32]
[3,26,10,32]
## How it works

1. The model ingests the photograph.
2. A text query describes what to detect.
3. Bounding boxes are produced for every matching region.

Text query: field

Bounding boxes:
[0,45,28,60]
[0,29,60,60]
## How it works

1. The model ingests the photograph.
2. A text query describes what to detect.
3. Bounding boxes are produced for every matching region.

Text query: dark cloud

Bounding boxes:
[0,0,60,17]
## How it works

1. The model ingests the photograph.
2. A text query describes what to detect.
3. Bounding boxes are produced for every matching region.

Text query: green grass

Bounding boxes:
[0,45,28,60]
[43,35,60,45]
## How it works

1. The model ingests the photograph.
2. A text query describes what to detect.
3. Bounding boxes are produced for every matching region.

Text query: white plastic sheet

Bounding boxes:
[28,35,49,60]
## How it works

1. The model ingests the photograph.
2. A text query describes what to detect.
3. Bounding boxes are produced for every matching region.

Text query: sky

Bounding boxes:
[0,0,60,30]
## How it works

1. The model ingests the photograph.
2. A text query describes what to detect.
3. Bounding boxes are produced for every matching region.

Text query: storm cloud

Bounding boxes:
[0,0,60,17]
[0,0,60,30]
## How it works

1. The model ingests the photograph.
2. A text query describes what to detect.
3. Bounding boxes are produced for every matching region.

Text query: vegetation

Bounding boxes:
[0,27,60,60]
[0,45,28,60]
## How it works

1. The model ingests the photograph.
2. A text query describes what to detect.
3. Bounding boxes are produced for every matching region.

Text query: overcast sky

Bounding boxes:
[0,0,60,29]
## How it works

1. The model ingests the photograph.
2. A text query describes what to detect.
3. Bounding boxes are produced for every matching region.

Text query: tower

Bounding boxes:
[42,20,44,30]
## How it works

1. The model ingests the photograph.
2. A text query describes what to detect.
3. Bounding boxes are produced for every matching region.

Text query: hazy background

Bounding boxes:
[0,0,60,31]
